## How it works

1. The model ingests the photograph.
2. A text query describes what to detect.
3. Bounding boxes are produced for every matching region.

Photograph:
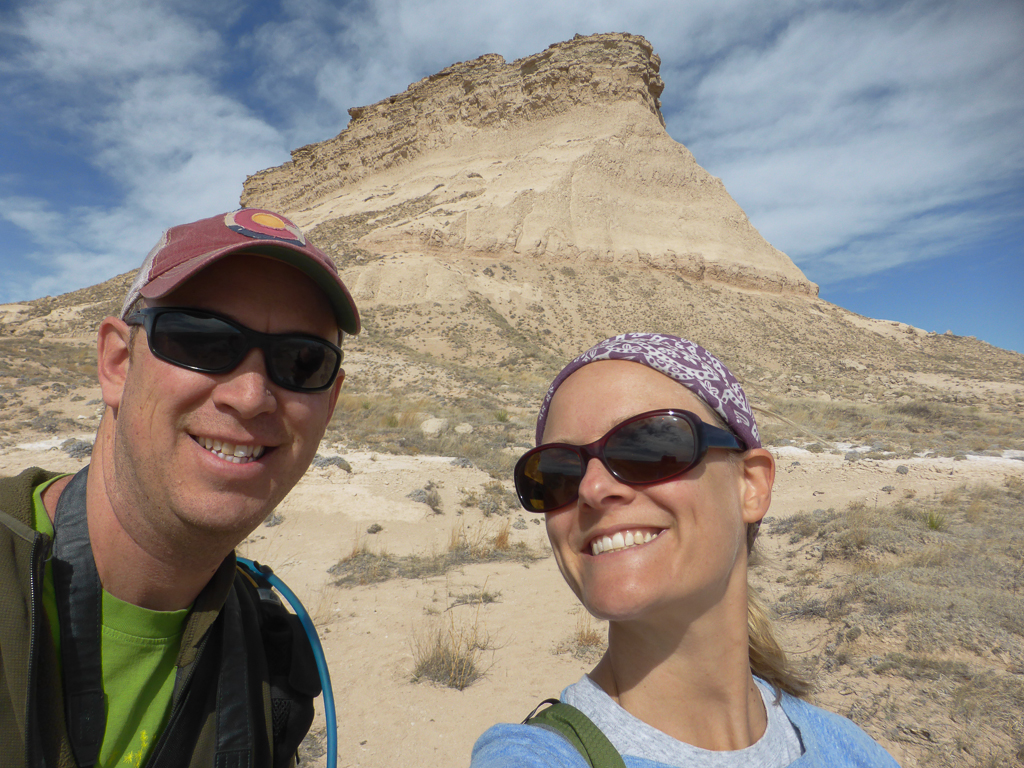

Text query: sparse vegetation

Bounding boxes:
[323,393,527,479]
[758,395,1024,458]
[762,479,1024,766]
[330,523,543,587]
[459,480,519,516]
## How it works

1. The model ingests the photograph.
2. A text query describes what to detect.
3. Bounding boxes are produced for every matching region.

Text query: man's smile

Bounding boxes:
[191,434,268,464]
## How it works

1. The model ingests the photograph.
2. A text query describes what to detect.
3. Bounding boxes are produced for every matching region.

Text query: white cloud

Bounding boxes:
[678,0,1024,281]
[16,0,222,83]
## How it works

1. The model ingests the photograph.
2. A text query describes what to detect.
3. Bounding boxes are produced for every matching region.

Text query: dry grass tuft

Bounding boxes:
[555,612,607,661]
[492,519,512,551]
[412,611,492,690]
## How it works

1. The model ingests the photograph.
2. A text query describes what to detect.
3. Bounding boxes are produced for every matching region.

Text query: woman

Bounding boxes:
[471,333,898,767]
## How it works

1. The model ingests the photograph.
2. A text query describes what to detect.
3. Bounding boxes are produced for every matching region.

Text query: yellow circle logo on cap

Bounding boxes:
[250,212,287,230]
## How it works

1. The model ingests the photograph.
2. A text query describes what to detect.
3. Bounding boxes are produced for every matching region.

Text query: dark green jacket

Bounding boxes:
[0,468,279,768]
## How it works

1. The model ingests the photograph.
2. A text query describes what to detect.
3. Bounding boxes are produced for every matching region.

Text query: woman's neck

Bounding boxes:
[589,593,767,751]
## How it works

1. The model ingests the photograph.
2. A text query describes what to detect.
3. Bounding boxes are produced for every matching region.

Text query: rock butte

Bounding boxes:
[241,32,816,296]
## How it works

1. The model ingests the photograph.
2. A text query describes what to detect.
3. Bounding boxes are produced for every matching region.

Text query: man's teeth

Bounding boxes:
[590,530,660,556]
[197,436,265,464]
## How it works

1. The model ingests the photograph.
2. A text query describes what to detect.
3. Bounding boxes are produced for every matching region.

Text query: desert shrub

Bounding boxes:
[312,454,352,472]
[772,509,838,542]
[60,438,93,459]
[449,585,501,608]
[412,613,491,690]
[408,481,444,514]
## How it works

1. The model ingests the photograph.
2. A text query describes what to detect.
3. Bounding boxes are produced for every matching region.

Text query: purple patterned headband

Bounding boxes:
[535,333,760,450]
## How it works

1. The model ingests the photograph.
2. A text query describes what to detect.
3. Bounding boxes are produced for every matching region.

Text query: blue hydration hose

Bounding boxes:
[237,557,337,768]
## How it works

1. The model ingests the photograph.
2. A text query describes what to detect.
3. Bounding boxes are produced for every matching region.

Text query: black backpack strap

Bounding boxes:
[524,699,626,768]
[52,466,105,767]
[236,565,320,768]
[213,587,256,768]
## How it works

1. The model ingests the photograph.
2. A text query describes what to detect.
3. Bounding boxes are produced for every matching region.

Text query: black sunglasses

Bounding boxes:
[125,307,343,393]
[514,409,745,513]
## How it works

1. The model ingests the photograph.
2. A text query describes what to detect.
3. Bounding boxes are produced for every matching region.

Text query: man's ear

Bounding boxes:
[97,317,132,411]
[739,448,775,525]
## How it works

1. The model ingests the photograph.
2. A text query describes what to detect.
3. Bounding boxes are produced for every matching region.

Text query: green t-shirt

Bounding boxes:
[33,477,189,768]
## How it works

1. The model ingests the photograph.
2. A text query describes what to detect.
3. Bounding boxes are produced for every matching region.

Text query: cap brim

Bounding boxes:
[139,242,360,335]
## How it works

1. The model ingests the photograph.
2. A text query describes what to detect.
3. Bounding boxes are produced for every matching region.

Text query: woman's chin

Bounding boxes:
[581,588,663,624]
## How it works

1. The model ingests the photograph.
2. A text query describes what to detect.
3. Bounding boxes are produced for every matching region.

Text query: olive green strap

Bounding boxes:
[525,700,627,768]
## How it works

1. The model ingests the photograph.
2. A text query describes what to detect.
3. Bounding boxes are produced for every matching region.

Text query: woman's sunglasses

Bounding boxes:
[514,409,745,513]
[125,307,343,393]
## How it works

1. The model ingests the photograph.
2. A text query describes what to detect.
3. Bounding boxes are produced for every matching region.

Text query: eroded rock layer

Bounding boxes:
[242,33,817,295]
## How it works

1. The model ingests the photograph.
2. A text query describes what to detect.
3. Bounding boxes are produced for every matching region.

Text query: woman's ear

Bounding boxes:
[97,317,132,412]
[739,448,775,525]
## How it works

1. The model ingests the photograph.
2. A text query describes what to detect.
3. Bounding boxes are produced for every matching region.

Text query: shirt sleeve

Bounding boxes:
[782,695,902,767]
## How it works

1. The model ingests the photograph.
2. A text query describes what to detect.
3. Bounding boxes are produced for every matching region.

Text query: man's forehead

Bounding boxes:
[156,254,339,333]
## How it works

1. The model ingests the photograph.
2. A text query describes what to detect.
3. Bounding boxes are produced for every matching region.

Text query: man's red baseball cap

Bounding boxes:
[120,208,360,335]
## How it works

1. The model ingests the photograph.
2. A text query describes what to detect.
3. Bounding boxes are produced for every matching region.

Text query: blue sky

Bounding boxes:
[2,0,1022,353]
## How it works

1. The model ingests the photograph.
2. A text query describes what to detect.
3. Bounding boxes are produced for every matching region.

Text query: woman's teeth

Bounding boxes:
[590,530,660,556]
[196,436,265,464]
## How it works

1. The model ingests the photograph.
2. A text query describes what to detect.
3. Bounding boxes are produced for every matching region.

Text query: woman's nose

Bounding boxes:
[576,455,636,511]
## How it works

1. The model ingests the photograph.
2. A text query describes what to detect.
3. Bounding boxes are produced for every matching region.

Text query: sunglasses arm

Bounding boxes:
[704,425,745,452]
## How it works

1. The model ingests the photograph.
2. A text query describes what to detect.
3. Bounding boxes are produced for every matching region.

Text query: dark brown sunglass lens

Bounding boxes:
[518,447,584,512]
[604,414,697,483]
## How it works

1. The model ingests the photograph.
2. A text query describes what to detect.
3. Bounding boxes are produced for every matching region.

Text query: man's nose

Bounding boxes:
[211,349,278,417]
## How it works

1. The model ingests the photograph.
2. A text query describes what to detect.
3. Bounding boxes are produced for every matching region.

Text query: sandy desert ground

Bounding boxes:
[3,386,1022,767]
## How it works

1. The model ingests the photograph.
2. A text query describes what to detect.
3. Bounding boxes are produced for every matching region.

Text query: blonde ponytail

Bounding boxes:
[746,533,811,698]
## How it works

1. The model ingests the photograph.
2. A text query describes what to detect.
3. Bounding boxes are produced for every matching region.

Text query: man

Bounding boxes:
[0,208,359,767]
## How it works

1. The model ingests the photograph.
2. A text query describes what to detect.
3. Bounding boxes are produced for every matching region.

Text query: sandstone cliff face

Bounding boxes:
[241,33,817,296]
